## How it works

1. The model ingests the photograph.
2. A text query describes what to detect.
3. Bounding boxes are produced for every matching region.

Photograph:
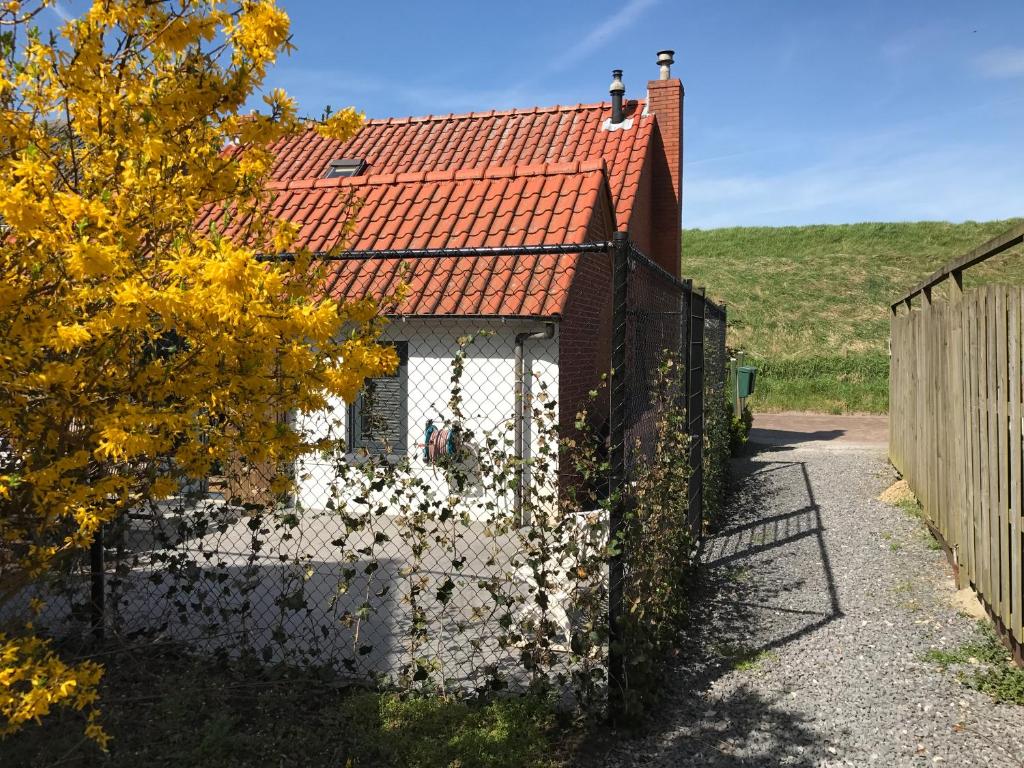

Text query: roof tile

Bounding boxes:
[255,101,648,316]
[223,163,610,316]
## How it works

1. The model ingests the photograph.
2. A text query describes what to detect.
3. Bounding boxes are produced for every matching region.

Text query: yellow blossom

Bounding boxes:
[0,0,398,744]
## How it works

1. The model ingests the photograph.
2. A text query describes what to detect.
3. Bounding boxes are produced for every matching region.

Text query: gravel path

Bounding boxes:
[584,441,1024,767]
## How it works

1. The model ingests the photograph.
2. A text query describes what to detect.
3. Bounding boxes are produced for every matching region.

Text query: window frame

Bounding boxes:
[323,157,366,179]
[348,341,409,457]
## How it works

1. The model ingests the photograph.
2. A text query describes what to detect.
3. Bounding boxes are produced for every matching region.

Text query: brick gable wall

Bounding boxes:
[644,79,684,277]
[558,198,615,443]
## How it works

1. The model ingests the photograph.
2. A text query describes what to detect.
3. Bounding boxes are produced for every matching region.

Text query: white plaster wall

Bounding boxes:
[295,318,559,522]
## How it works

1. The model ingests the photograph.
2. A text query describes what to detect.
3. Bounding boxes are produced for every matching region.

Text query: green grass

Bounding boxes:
[924,622,1024,705]
[684,220,1024,412]
[893,496,945,550]
[340,692,559,768]
[2,645,564,768]
[712,642,777,672]
[886,536,903,553]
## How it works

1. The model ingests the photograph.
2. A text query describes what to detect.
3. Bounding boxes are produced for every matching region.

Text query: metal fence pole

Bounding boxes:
[90,525,105,640]
[607,231,629,717]
[687,288,706,535]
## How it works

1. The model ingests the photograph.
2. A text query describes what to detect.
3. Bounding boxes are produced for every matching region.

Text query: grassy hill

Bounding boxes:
[684,220,1024,414]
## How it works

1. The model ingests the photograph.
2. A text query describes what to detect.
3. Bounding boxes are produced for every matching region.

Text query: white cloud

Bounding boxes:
[684,143,1024,229]
[268,1,660,118]
[974,47,1024,79]
[268,66,562,117]
[49,2,73,22]
[547,0,658,73]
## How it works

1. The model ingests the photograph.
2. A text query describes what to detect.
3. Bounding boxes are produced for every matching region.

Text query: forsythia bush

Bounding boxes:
[0,0,392,743]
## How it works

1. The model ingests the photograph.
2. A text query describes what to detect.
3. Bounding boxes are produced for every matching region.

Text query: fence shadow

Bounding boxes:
[747,428,846,447]
[577,450,845,766]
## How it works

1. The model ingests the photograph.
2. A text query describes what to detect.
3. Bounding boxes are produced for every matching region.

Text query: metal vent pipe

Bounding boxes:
[657,50,674,80]
[609,69,625,124]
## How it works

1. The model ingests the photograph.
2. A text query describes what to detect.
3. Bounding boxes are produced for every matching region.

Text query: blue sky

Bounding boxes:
[51,0,1024,229]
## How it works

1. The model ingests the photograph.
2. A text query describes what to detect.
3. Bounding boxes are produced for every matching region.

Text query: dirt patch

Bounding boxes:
[878,479,915,506]
[952,588,988,621]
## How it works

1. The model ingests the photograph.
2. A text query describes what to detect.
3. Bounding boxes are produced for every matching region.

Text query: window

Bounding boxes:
[323,158,366,178]
[349,341,408,456]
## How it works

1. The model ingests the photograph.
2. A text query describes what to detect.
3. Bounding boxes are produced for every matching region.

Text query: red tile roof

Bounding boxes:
[268,100,649,232]
[205,161,613,316]
[243,100,649,316]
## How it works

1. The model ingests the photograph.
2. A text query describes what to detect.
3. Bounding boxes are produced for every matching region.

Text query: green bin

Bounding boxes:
[737,366,757,398]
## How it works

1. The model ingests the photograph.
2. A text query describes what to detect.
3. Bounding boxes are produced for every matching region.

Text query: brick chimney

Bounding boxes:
[646,50,683,277]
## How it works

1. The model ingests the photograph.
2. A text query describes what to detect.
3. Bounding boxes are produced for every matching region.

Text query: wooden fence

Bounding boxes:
[890,223,1024,651]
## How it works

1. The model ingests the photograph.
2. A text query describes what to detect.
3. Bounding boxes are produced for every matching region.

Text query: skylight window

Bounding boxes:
[323,158,366,178]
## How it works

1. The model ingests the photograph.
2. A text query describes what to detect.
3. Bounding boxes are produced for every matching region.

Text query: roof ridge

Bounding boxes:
[293,100,644,128]
[365,103,603,126]
[293,98,649,132]
[264,160,609,191]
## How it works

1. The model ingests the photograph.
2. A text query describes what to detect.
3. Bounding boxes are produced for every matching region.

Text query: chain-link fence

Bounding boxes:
[702,301,730,524]
[7,236,726,713]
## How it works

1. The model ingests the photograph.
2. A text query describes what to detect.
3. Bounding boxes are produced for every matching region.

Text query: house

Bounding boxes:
[243,52,685,519]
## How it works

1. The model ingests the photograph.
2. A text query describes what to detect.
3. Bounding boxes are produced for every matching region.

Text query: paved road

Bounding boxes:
[585,421,1023,767]
[751,412,888,449]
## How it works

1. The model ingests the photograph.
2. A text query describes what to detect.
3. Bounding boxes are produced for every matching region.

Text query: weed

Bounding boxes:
[1,646,564,767]
[713,643,777,672]
[896,497,945,550]
[892,580,914,594]
[881,530,904,551]
[924,622,1024,706]
[896,497,923,520]
[731,566,751,583]
[733,650,777,672]
[340,692,560,768]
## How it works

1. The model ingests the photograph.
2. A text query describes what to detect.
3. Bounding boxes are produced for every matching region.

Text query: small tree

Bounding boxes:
[0,0,391,743]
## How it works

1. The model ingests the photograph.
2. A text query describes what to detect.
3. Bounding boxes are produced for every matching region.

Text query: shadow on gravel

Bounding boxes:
[748,428,846,447]
[579,449,846,766]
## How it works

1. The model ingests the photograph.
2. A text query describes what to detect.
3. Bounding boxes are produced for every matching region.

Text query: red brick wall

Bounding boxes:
[644,79,684,277]
[627,148,654,260]
[558,199,614,442]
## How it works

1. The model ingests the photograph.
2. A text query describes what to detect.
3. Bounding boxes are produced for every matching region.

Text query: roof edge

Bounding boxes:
[365,100,646,125]
[300,99,647,128]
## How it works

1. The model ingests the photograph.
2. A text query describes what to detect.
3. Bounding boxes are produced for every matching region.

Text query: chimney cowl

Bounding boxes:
[609,69,625,94]
[657,49,675,80]
[609,69,625,124]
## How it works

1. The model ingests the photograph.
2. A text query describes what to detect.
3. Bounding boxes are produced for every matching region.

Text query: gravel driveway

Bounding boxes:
[583,436,1024,767]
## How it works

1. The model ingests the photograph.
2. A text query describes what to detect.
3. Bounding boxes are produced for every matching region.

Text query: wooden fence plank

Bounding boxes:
[890,232,1024,647]
[979,289,992,606]
[952,299,968,582]
[969,293,982,594]
[1009,287,1022,639]
[996,287,1011,626]
[988,287,1002,617]
[963,296,977,587]
[890,284,1023,646]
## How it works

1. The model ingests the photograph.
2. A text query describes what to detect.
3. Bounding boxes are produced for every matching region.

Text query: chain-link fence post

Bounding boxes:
[607,230,629,718]
[687,287,706,535]
[89,525,105,640]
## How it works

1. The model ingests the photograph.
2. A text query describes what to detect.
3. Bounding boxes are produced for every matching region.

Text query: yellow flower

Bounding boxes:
[51,323,92,352]
[0,0,397,743]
